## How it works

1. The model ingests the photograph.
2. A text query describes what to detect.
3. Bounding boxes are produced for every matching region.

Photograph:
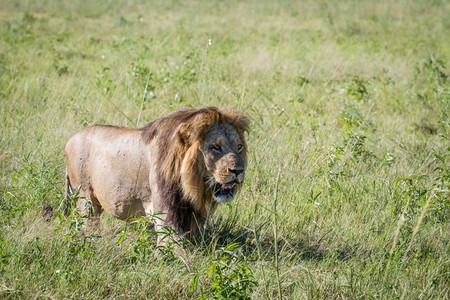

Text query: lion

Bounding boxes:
[64,107,249,242]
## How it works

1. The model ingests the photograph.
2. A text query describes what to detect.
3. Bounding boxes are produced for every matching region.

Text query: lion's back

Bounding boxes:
[65,125,139,182]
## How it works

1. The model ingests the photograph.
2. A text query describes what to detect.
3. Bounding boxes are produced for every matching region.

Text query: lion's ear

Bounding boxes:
[222,109,249,135]
[177,123,192,146]
[233,114,249,135]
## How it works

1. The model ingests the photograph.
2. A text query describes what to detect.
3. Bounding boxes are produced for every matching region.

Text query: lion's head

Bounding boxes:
[142,107,249,213]
[197,122,246,203]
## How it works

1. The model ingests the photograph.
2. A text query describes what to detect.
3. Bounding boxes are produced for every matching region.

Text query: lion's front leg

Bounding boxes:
[149,166,206,246]
[152,209,197,246]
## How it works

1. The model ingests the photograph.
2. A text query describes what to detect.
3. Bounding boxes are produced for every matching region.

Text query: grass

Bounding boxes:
[0,0,449,298]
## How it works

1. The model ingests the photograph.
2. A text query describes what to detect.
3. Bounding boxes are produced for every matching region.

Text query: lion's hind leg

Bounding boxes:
[76,189,103,234]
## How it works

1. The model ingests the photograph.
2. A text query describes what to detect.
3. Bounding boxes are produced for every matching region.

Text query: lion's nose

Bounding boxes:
[228,168,244,176]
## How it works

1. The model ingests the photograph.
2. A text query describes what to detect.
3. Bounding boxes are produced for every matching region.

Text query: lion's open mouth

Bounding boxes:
[212,182,236,203]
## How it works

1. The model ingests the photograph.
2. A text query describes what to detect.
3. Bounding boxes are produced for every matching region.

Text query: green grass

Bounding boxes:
[1,0,449,298]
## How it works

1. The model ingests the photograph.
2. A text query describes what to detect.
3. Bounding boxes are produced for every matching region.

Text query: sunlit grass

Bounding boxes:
[0,0,449,298]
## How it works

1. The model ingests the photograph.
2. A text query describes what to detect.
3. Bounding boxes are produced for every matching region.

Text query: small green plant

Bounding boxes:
[430,151,450,223]
[326,144,345,169]
[295,75,309,87]
[54,63,69,76]
[391,176,429,223]
[117,213,180,262]
[172,51,199,87]
[341,105,364,130]
[6,155,61,212]
[129,63,156,104]
[347,75,369,101]
[54,209,98,258]
[194,243,256,300]
[59,184,81,216]
[96,66,116,98]
[345,132,373,159]
[422,56,448,84]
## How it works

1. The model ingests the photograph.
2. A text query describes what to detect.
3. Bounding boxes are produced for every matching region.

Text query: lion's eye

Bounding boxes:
[209,144,222,152]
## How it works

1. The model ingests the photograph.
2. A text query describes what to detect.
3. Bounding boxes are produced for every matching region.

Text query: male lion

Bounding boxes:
[64,107,248,241]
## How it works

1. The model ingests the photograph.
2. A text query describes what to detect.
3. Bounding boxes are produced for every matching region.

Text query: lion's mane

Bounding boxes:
[141,107,248,235]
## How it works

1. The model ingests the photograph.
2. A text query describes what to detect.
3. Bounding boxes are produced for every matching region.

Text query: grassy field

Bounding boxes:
[0,0,449,298]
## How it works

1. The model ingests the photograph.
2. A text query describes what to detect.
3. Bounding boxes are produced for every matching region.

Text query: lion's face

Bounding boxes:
[200,123,246,203]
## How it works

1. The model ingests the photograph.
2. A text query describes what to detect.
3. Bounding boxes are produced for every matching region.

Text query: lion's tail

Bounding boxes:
[62,169,71,216]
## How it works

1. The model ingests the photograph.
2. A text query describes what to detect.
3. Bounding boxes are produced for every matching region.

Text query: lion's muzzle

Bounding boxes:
[211,169,245,203]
